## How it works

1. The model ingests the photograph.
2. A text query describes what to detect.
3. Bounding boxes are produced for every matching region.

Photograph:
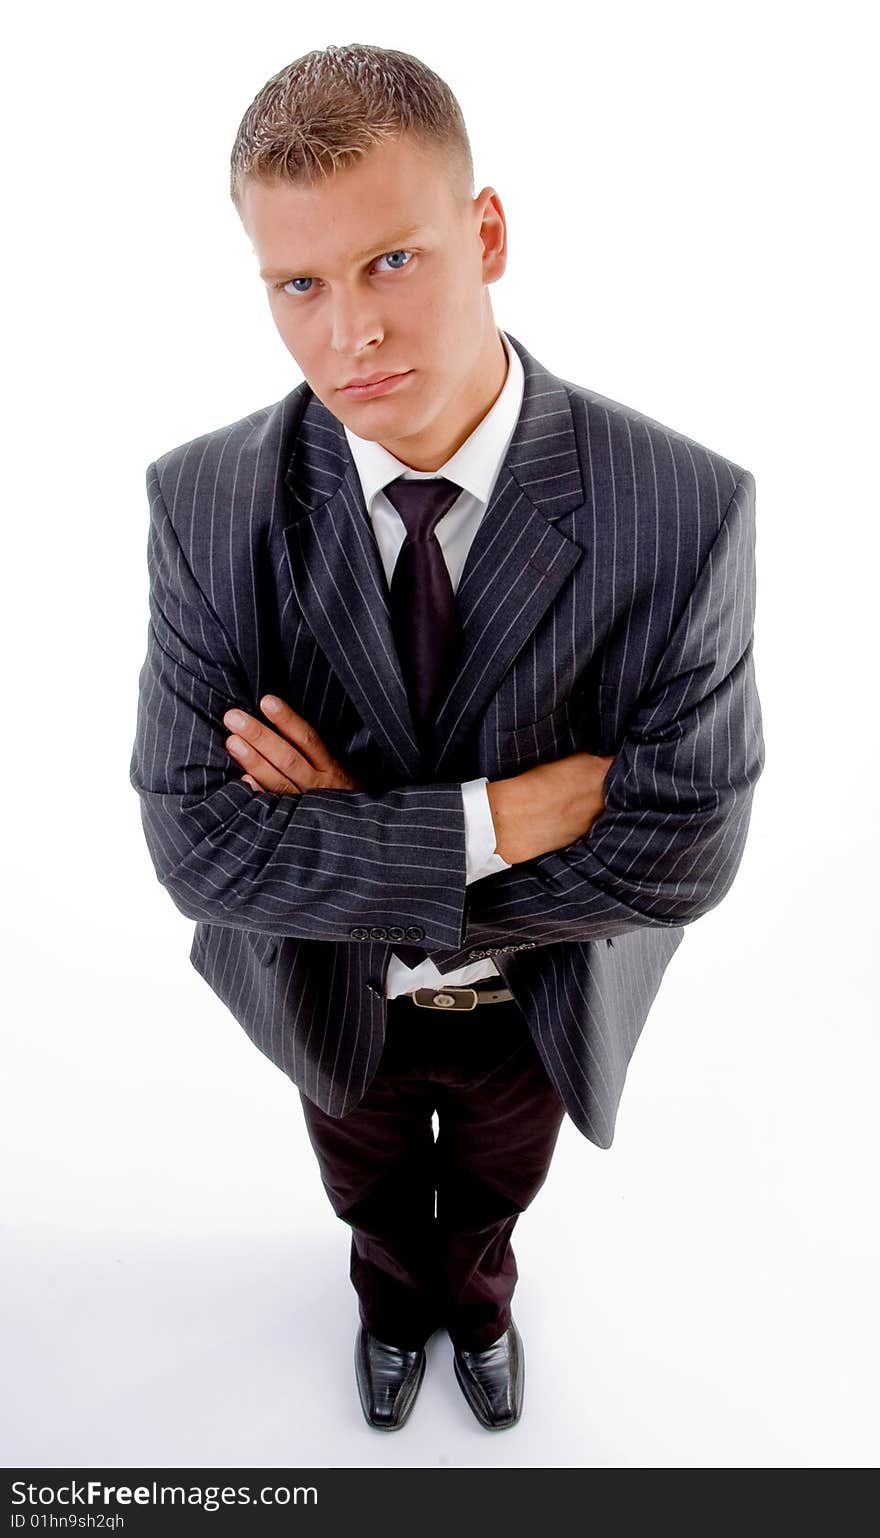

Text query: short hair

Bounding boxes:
[229,43,475,213]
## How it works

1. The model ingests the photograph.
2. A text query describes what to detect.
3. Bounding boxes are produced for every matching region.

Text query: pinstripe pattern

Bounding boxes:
[129,332,764,1147]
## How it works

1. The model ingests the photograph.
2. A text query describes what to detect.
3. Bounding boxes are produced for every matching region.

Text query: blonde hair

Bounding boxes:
[229,43,475,211]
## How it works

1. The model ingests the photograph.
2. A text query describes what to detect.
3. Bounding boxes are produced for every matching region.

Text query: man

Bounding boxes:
[130,43,765,1433]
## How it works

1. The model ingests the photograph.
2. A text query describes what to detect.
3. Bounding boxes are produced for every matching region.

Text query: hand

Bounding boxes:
[222,695,367,795]
[487,749,615,864]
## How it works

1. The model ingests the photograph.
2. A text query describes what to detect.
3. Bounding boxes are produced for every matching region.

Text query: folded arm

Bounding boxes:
[460,469,766,948]
[129,462,471,944]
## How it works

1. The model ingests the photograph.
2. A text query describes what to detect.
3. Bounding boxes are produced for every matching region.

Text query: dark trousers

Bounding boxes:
[297,988,566,1352]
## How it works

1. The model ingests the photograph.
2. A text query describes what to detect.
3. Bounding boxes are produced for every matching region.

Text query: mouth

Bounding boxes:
[338,370,414,400]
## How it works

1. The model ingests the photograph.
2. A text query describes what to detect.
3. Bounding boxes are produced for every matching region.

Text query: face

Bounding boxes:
[238,133,508,469]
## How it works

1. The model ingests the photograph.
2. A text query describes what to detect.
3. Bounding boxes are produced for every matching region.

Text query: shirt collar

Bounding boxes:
[342,327,525,511]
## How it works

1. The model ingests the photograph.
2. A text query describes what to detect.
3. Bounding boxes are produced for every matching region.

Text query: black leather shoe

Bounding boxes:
[354,1326,427,1430]
[452,1319,524,1430]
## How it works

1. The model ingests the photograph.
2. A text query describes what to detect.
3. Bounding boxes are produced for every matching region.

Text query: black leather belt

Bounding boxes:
[404,984,515,1011]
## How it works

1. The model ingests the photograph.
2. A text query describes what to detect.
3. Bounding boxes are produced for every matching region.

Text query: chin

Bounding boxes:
[342,396,413,426]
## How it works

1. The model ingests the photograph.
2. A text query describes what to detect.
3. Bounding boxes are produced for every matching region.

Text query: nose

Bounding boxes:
[328,295,383,359]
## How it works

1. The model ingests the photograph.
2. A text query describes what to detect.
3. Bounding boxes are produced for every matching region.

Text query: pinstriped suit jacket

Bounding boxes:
[129,331,765,1149]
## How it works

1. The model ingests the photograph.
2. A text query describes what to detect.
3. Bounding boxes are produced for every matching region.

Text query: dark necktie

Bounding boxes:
[383,474,463,968]
[384,475,463,751]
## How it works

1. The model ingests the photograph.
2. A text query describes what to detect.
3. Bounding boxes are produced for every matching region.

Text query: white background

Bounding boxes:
[2,0,877,1470]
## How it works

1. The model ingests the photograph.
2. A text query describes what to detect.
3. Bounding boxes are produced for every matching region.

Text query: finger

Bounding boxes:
[225,736,302,795]
[258,696,337,772]
[222,708,317,785]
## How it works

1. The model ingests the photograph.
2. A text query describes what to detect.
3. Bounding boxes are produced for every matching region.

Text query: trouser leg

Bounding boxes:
[297,1020,442,1350]
[432,1002,567,1351]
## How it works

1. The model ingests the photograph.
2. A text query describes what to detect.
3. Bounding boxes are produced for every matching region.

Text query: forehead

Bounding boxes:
[241,137,460,273]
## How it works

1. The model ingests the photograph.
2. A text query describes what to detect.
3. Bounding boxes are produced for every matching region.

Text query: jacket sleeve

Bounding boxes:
[129,461,469,944]
[459,469,766,948]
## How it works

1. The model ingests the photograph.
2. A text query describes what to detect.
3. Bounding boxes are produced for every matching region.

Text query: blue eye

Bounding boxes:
[376,250,412,271]
[275,249,413,297]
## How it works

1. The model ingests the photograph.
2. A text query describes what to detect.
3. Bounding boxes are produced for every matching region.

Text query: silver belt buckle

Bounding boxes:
[411,987,478,1011]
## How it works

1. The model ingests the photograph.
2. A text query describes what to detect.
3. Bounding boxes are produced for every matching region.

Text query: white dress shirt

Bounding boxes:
[343,327,520,997]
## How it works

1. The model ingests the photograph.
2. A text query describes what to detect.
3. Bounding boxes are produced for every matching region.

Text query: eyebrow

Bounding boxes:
[259,226,426,281]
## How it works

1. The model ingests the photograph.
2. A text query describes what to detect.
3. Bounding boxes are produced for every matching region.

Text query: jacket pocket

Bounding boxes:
[499,695,580,762]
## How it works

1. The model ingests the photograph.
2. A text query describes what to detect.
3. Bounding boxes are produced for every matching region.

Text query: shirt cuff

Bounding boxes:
[461,776,513,884]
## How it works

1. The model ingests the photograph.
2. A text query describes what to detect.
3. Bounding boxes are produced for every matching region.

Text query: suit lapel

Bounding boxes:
[282,452,422,778]
[282,332,586,778]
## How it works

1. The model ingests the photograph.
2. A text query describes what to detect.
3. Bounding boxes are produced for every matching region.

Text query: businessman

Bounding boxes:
[130,43,765,1433]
